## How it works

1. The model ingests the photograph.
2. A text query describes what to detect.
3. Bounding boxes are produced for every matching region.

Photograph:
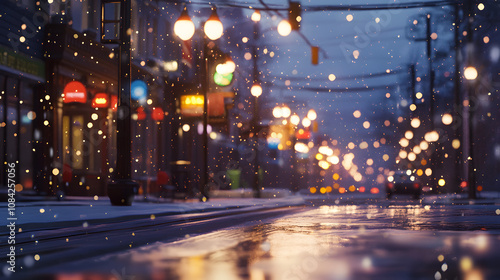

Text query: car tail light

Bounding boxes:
[413,183,420,189]
[387,183,394,189]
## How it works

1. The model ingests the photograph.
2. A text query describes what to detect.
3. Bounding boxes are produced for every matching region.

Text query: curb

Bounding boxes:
[0,196,306,234]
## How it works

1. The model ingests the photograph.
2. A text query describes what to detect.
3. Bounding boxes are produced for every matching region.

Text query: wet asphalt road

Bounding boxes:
[15,197,500,280]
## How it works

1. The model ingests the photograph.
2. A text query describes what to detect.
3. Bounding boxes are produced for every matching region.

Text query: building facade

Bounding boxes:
[0,1,46,192]
[1,0,183,196]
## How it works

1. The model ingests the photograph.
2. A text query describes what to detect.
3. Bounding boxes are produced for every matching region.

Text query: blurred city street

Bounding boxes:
[1,0,500,279]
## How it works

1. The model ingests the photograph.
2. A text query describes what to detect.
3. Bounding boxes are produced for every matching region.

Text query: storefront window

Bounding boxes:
[0,76,35,189]
[62,113,86,170]
[62,104,109,173]
[62,115,70,166]
[72,115,84,170]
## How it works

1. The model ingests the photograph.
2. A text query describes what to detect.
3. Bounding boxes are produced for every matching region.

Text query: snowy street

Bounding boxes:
[4,195,500,280]
[2,0,500,278]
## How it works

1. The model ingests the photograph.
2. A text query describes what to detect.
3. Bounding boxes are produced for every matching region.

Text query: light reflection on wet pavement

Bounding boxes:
[47,203,500,280]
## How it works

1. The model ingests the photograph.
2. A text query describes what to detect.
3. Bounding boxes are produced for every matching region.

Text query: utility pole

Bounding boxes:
[426,15,435,132]
[465,0,477,199]
[252,15,261,198]
[410,64,416,118]
[102,0,139,206]
[201,35,210,202]
[426,14,437,193]
[453,3,463,194]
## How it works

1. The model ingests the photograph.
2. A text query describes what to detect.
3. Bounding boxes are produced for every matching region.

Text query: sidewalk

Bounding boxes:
[3,189,499,230]
[0,189,305,230]
[422,191,500,205]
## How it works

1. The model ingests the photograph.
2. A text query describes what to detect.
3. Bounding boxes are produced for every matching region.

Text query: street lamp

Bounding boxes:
[251,10,261,22]
[277,20,292,36]
[250,83,262,198]
[464,66,478,80]
[250,10,262,198]
[174,6,224,201]
[463,65,478,199]
[174,7,223,41]
[250,83,262,97]
[204,8,224,41]
[173,7,195,41]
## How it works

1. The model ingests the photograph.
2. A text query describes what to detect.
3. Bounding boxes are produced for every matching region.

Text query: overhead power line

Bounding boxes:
[303,1,457,11]
[220,0,457,11]
[170,0,457,67]
[269,84,398,94]
[267,69,404,82]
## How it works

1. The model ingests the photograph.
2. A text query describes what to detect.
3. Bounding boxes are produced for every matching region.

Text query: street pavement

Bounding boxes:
[3,190,498,280]
[2,190,500,231]
[1,189,500,279]
[1,188,303,231]
[1,188,307,279]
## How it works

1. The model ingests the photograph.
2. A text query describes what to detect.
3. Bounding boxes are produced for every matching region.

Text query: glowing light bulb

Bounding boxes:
[277,20,292,36]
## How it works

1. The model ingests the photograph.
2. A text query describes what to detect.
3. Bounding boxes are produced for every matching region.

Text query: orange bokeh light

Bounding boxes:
[370,187,380,194]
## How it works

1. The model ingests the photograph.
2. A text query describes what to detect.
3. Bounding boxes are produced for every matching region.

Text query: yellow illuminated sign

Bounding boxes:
[182,95,204,106]
[180,95,204,117]
[92,93,109,108]
[94,98,107,105]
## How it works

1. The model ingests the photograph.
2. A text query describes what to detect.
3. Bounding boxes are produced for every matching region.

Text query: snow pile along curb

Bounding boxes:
[0,196,305,231]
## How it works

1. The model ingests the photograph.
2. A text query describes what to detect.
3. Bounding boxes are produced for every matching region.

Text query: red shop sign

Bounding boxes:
[63,81,87,103]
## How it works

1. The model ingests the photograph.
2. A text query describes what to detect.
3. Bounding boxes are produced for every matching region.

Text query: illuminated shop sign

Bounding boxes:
[213,72,233,86]
[63,81,87,103]
[131,80,148,101]
[180,93,233,117]
[92,93,109,108]
[180,95,204,117]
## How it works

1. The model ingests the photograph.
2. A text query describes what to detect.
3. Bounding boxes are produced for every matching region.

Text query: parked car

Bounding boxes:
[386,171,422,199]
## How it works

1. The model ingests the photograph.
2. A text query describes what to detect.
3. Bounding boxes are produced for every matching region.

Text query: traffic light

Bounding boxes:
[288,2,301,30]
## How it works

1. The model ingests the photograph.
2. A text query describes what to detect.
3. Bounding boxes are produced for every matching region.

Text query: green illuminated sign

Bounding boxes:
[0,45,45,79]
[213,72,233,87]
